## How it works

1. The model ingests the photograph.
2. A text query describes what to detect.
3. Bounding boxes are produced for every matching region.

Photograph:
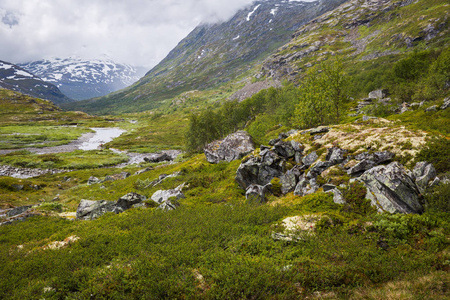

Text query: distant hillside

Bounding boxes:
[0,60,72,105]
[63,0,348,114]
[19,58,147,101]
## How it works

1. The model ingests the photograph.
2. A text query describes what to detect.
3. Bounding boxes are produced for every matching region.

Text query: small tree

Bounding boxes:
[292,58,349,128]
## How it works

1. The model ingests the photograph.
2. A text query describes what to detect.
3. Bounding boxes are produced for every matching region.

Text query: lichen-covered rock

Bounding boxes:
[412,162,437,194]
[280,166,302,194]
[158,199,180,211]
[115,193,147,212]
[302,151,318,167]
[273,140,296,159]
[368,89,389,99]
[246,184,271,203]
[88,176,101,185]
[307,161,333,179]
[76,199,115,220]
[358,162,423,214]
[347,151,394,175]
[6,205,32,217]
[235,150,285,189]
[204,131,255,164]
[325,188,345,204]
[326,147,346,165]
[151,183,186,204]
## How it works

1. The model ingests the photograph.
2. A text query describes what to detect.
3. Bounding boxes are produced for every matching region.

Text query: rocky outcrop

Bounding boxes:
[204,131,255,164]
[358,162,424,214]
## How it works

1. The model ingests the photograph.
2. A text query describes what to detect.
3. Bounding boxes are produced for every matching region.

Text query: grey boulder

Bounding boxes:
[151,183,186,204]
[115,193,147,212]
[235,150,285,189]
[348,151,394,175]
[358,162,423,214]
[204,131,255,164]
[76,199,115,220]
[302,151,318,167]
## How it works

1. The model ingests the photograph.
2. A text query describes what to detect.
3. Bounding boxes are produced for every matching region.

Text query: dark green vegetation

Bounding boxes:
[1,196,448,299]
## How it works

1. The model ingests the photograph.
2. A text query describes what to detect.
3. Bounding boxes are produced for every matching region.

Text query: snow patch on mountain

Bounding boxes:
[19,57,147,100]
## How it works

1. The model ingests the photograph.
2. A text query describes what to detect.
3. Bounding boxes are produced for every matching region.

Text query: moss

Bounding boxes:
[270,177,282,197]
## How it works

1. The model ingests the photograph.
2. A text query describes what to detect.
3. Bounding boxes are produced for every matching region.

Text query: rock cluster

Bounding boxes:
[234,129,440,214]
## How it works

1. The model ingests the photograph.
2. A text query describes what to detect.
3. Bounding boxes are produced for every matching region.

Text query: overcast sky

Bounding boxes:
[0,0,260,68]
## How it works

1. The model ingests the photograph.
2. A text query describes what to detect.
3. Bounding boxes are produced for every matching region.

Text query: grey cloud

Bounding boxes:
[0,0,255,67]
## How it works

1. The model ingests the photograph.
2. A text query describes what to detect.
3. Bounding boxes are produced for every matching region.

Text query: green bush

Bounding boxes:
[424,182,450,213]
[415,137,450,174]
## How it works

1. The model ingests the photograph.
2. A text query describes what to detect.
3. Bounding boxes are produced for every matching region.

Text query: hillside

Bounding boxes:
[19,58,147,101]
[0,60,72,105]
[63,0,349,114]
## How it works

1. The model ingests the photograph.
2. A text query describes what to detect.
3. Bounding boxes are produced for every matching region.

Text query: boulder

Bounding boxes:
[368,89,389,100]
[412,162,437,194]
[326,147,346,165]
[273,141,295,159]
[358,162,423,214]
[280,166,303,194]
[347,151,394,175]
[246,184,271,203]
[235,150,285,189]
[6,205,32,217]
[302,151,318,167]
[76,200,115,220]
[144,153,172,163]
[151,183,186,204]
[204,131,255,164]
[115,193,147,212]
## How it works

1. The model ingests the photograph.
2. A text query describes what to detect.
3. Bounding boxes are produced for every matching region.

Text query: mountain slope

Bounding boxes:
[0,60,72,104]
[260,0,449,84]
[19,58,147,101]
[64,0,349,114]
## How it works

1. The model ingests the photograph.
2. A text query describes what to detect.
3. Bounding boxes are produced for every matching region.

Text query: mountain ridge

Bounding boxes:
[19,57,147,101]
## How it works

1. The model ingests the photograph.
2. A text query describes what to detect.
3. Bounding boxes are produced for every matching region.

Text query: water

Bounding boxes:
[78,128,126,151]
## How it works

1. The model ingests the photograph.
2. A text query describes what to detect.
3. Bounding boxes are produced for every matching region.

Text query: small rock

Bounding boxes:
[87,176,101,185]
[76,200,115,220]
[309,127,329,135]
[326,147,346,165]
[322,184,336,192]
[425,105,438,112]
[440,97,450,110]
[7,205,32,217]
[151,183,186,204]
[115,193,147,211]
[158,199,180,211]
[413,162,437,194]
[325,188,345,204]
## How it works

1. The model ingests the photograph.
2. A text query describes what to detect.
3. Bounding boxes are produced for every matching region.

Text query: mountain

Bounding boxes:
[0,60,72,104]
[19,57,147,101]
[63,0,349,114]
[260,0,449,83]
